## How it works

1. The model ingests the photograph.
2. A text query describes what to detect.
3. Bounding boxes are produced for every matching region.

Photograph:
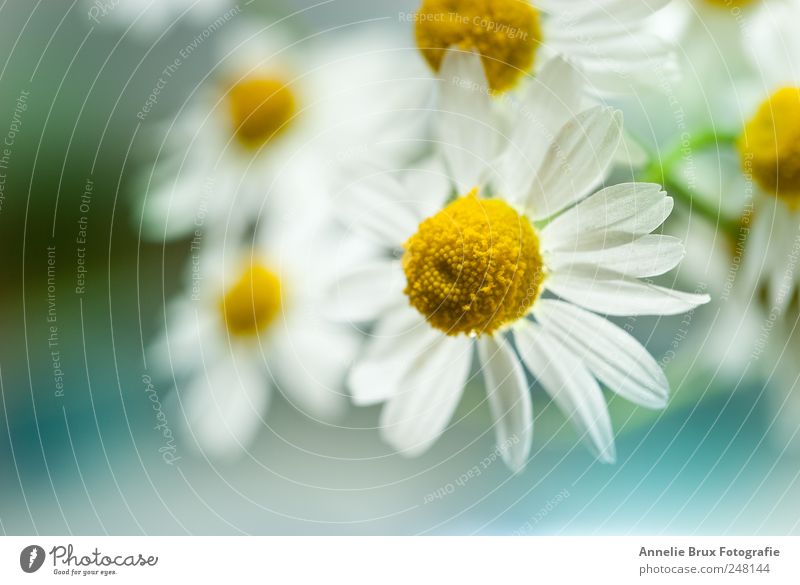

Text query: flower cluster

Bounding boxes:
[127,0,800,470]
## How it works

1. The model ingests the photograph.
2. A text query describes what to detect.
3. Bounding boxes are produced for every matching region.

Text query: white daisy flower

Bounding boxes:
[411,0,675,95]
[690,1,800,446]
[87,0,232,34]
[150,193,362,458]
[332,52,709,471]
[137,23,432,242]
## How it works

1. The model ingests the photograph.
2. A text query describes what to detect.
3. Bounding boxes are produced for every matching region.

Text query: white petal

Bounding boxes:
[547,234,686,278]
[348,307,439,406]
[534,300,668,408]
[380,335,473,457]
[326,260,406,322]
[541,0,676,94]
[335,169,419,248]
[526,107,623,219]
[539,0,670,22]
[182,353,269,459]
[613,130,649,169]
[766,209,799,314]
[150,300,219,379]
[477,335,533,472]
[437,50,496,193]
[402,159,453,220]
[541,183,673,250]
[514,322,616,463]
[268,318,358,420]
[546,265,710,316]
[747,0,800,86]
[496,57,584,199]
[736,201,773,302]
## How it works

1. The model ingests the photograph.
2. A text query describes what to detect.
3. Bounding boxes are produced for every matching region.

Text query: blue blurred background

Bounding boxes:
[0,0,797,535]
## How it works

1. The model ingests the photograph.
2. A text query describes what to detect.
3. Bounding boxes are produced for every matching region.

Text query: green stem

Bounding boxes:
[663,175,740,238]
[639,129,742,239]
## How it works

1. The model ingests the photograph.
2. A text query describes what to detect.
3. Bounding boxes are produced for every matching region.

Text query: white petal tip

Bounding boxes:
[650,394,669,409]
[695,294,712,306]
[384,433,432,460]
[502,450,530,474]
[595,443,617,464]
[509,461,528,474]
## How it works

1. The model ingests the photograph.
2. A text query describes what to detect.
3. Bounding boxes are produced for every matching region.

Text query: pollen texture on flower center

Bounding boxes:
[703,0,755,8]
[738,87,800,204]
[402,190,545,336]
[221,262,282,336]
[227,76,296,149]
[414,0,542,93]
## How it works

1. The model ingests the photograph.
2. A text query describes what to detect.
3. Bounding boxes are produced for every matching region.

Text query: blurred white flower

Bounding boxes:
[86,0,232,35]
[332,52,709,471]
[734,0,800,318]
[150,192,363,458]
[412,0,676,95]
[137,22,432,242]
[668,0,800,450]
[645,0,767,131]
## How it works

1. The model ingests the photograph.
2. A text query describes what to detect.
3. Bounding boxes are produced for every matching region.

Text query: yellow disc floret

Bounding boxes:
[402,190,545,336]
[415,0,542,93]
[220,262,282,336]
[738,87,800,205]
[703,0,756,9]
[227,76,296,150]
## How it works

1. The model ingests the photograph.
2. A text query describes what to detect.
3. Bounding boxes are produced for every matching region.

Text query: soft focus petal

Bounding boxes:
[335,169,421,248]
[326,260,406,322]
[348,307,438,406]
[380,335,473,457]
[182,352,269,459]
[437,50,497,193]
[496,57,585,199]
[526,107,622,219]
[268,318,358,420]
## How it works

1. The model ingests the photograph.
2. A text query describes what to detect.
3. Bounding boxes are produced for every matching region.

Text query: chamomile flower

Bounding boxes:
[732,0,800,316]
[150,195,361,458]
[412,0,675,95]
[333,52,709,471]
[138,23,431,242]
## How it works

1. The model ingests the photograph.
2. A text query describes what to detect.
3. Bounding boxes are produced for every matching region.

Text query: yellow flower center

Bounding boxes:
[414,0,543,93]
[738,87,800,206]
[702,0,756,8]
[220,262,282,336]
[402,191,545,336]
[227,76,296,150]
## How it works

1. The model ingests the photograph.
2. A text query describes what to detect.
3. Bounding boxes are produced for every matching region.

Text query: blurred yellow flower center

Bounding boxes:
[738,87,800,205]
[703,0,756,8]
[402,191,544,336]
[227,76,296,149]
[220,263,282,336]
[414,0,542,93]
